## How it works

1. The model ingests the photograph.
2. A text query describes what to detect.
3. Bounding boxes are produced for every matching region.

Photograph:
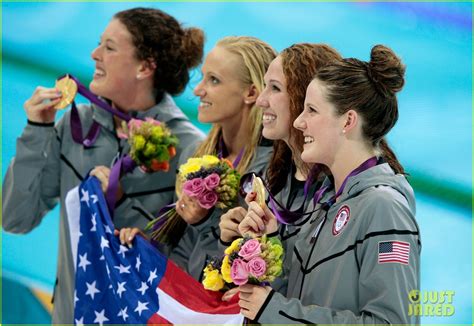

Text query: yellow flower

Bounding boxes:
[270,243,284,260]
[179,162,201,176]
[225,238,242,255]
[133,135,146,151]
[221,255,232,283]
[202,269,225,291]
[202,155,220,167]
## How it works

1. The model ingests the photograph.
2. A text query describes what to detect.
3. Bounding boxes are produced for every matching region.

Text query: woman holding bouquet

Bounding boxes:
[119,36,276,280]
[238,45,420,324]
[2,7,205,324]
[218,43,341,294]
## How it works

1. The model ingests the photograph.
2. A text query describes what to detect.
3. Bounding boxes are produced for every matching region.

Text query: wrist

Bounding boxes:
[27,119,55,127]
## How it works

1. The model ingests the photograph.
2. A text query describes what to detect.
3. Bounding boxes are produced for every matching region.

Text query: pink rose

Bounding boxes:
[247,257,267,278]
[238,239,261,260]
[231,259,249,285]
[198,190,218,209]
[145,117,161,126]
[128,118,143,131]
[204,173,220,191]
[183,178,205,198]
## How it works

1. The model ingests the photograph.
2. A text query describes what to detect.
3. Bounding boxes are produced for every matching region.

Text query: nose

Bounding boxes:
[256,89,269,108]
[91,44,101,62]
[193,80,206,97]
[293,112,306,131]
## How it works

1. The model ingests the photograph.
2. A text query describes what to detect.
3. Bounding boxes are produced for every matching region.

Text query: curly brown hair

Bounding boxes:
[114,7,204,98]
[267,44,342,194]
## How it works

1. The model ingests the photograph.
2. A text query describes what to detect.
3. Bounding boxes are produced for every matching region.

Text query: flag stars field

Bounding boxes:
[78,253,91,272]
[85,281,100,300]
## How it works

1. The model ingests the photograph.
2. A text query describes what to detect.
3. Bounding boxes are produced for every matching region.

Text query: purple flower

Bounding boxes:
[204,173,220,191]
[183,178,205,198]
[231,259,249,285]
[238,239,261,260]
[198,191,218,209]
[247,257,267,278]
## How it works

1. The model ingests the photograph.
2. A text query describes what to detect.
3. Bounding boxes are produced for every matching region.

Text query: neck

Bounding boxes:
[112,80,156,113]
[330,142,375,194]
[220,109,251,162]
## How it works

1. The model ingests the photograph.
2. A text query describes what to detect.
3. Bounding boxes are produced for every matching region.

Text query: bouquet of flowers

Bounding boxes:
[146,155,241,243]
[179,155,240,209]
[202,234,284,291]
[118,118,178,172]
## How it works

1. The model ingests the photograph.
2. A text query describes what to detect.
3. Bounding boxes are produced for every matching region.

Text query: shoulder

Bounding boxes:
[355,185,418,233]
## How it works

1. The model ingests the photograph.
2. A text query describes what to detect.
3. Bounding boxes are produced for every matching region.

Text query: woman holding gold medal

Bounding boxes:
[219,43,342,297]
[2,7,205,324]
[237,45,420,324]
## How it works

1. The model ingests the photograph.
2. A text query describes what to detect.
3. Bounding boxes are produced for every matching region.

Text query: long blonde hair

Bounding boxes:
[160,37,276,246]
[192,36,277,174]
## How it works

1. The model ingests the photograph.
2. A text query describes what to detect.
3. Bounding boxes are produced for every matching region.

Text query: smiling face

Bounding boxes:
[256,56,291,143]
[90,19,144,108]
[193,46,248,125]
[294,79,345,166]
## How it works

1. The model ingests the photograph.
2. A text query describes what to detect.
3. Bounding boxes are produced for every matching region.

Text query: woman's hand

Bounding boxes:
[239,194,278,236]
[175,194,209,224]
[23,86,62,123]
[114,228,147,248]
[238,284,272,320]
[221,287,240,302]
[219,207,246,242]
[90,166,124,200]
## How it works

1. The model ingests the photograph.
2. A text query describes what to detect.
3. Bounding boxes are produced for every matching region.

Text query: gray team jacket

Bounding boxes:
[169,141,273,281]
[255,163,421,324]
[2,94,205,324]
[270,169,322,295]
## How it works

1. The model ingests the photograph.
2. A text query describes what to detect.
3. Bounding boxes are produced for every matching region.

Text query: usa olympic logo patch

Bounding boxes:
[332,205,350,236]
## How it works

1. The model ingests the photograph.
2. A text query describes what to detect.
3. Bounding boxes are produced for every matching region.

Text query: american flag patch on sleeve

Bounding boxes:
[378,240,410,265]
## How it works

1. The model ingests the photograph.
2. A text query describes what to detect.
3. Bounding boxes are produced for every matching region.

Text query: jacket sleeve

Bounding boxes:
[169,208,221,280]
[257,186,421,324]
[2,122,61,233]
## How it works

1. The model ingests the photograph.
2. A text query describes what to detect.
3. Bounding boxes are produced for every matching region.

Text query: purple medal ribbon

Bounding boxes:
[60,75,148,216]
[217,136,245,168]
[324,156,378,208]
[61,74,132,148]
[105,155,137,219]
[267,165,323,225]
[269,157,378,224]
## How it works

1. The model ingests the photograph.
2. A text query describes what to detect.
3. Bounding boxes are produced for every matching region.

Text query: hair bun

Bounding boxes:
[181,27,205,69]
[368,45,406,97]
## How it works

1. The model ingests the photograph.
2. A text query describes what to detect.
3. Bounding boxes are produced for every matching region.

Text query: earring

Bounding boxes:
[136,74,142,80]
[342,129,346,134]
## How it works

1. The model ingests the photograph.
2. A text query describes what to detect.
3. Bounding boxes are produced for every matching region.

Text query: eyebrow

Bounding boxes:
[268,79,284,86]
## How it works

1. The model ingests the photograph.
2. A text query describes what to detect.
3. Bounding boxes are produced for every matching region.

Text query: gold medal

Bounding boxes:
[54,75,78,110]
[252,174,266,207]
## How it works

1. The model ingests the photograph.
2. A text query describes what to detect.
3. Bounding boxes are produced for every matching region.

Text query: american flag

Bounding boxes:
[66,176,243,325]
[378,240,410,265]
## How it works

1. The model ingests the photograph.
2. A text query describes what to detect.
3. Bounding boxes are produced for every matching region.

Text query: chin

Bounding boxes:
[300,150,317,164]
[262,129,279,141]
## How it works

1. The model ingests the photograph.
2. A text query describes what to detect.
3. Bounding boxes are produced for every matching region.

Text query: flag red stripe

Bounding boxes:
[379,258,409,264]
[148,314,172,325]
[379,253,409,258]
[157,260,240,314]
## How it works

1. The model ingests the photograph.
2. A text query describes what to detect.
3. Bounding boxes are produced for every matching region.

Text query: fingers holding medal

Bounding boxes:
[53,75,78,110]
[251,174,266,208]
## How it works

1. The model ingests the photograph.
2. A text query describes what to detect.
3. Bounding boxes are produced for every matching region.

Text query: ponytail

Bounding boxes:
[379,138,405,175]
